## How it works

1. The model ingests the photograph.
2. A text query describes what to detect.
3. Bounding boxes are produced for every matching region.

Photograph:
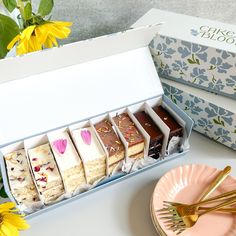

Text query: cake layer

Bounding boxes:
[83,159,106,184]
[153,106,183,138]
[130,151,144,159]
[108,151,125,167]
[71,127,107,184]
[63,164,86,193]
[28,144,65,204]
[134,111,163,157]
[49,131,86,193]
[127,142,145,158]
[94,119,125,174]
[4,149,40,206]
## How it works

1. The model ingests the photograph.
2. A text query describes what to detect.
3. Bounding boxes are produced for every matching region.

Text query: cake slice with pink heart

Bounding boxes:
[48,131,86,194]
[71,127,107,185]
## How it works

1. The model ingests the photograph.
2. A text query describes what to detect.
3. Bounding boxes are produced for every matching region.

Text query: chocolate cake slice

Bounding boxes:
[95,119,125,174]
[153,106,183,139]
[134,111,163,159]
[113,113,144,159]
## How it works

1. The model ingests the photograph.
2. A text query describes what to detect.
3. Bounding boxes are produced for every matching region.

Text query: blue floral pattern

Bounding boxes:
[162,82,236,151]
[172,60,188,76]
[190,68,208,84]
[150,35,236,99]
[209,57,232,73]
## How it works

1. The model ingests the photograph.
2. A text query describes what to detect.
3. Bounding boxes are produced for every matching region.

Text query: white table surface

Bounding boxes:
[22,131,235,236]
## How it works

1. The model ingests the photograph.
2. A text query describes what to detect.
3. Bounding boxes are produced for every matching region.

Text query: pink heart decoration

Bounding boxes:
[53,139,67,155]
[81,129,92,145]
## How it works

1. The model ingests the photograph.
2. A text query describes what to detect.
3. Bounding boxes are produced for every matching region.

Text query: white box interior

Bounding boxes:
[0,25,163,146]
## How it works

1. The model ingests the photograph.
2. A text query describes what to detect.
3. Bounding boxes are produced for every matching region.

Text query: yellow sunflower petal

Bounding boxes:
[48,35,58,47]
[44,36,53,48]
[1,221,19,236]
[7,34,21,50]
[51,21,73,27]
[0,202,16,213]
[35,26,49,45]
[30,36,42,51]
[20,25,36,41]
[45,23,70,39]
[44,34,58,48]
[3,213,30,230]
[16,38,29,55]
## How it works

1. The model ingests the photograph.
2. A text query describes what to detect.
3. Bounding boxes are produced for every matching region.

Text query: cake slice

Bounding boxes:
[4,149,40,207]
[113,113,144,159]
[153,106,183,140]
[49,131,86,194]
[28,144,65,204]
[71,127,106,184]
[134,111,164,159]
[94,119,125,174]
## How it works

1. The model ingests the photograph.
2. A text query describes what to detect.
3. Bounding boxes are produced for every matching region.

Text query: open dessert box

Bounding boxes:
[0,24,194,218]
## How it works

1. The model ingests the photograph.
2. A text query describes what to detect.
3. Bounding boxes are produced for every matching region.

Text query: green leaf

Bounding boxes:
[213,118,221,125]
[187,58,196,64]
[2,0,17,12]
[0,14,20,59]
[38,0,54,16]
[233,130,236,134]
[195,58,200,65]
[0,186,8,198]
[221,120,225,127]
[24,2,32,20]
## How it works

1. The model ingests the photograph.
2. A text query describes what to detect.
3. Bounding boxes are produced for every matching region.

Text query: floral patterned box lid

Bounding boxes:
[132,9,236,100]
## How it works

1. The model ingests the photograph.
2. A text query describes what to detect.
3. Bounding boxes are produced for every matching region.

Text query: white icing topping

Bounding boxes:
[72,127,106,162]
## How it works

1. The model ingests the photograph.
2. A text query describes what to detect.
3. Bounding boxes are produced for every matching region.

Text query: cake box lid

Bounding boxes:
[132,8,236,53]
[0,24,163,146]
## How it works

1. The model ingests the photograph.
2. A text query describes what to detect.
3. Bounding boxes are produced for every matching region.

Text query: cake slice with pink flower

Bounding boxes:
[71,127,107,185]
[48,131,86,194]
[28,144,65,204]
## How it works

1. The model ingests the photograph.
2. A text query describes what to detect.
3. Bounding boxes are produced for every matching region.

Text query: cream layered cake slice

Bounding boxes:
[49,131,86,194]
[113,113,145,159]
[4,149,40,207]
[28,144,65,204]
[94,119,125,174]
[71,127,106,185]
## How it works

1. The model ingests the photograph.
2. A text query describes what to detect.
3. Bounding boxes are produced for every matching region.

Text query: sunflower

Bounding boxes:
[0,202,29,236]
[7,21,72,55]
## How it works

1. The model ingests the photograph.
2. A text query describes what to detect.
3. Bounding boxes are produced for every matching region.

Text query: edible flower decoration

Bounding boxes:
[81,129,92,145]
[53,139,68,155]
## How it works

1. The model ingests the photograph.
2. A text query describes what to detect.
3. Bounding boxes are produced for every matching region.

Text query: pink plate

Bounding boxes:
[151,164,236,236]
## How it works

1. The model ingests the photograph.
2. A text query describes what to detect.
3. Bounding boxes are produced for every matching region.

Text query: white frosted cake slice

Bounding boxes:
[4,149,40,207]
[28,144,65,204]
[71,127,107,184]
[49,131,86,194]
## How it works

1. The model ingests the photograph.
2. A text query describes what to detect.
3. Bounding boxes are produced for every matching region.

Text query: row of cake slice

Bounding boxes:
[4,105,183,209]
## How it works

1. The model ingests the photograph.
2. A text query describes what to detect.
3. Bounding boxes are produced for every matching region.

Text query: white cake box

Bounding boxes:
[132,9,236,100]
[0,25,193,218]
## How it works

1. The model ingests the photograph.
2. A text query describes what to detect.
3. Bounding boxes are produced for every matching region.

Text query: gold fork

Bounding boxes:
[158,166,231,234]
[164,196,236,234]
